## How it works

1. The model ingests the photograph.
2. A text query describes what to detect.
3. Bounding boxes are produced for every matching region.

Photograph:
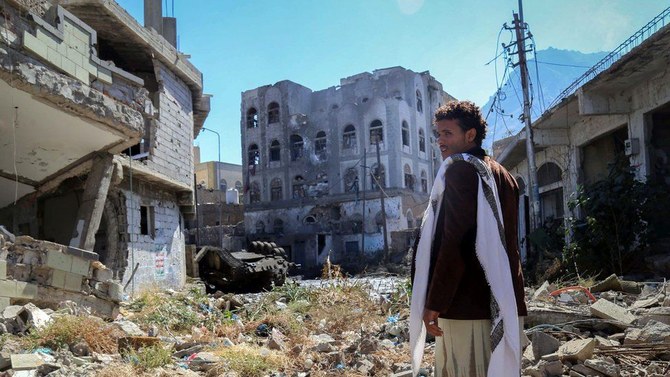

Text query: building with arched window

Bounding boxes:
[495,12,670,264]
[241,67,454,272]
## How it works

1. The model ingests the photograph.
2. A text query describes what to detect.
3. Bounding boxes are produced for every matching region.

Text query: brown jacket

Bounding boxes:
[421,147,527,319]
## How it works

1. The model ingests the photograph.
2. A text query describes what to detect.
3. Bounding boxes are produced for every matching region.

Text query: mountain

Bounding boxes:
[481,47,608,151]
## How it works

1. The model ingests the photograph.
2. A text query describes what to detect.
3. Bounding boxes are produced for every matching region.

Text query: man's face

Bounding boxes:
[434,119,477,159]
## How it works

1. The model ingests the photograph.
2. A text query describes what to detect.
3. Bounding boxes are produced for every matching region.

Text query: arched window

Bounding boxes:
[290,134,304,161]
[273,218,284,234]
[249,182,260,204]
[235,181,243,191]
[246,107,258,128]
[219,178,227,191]
[270,178,283,201]
[419,129,426,152]
[404,164,414,190]
[402,121,410,147]
[343,124,357,149]
[304,216,316,224]
[292,175,306,198]
[255,220,265,233]
[406,210,414,229]
[315,131,327,160]
[269,140,281,162]
[248,144,260,167]
[537,163,562,186]
[416,90,423,113]
[371,163,385,190]
[267,102,280,123]
[369,120,383,144]
[421,170,428,193]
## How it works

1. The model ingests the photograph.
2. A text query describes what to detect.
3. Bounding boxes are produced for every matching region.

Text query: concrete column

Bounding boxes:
[144,0,163,34]
[162,17,177,47]
[628,111,650,180]
[69,154,115,251]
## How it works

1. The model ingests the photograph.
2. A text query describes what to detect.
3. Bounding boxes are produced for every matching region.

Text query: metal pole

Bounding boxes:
[375,140,390,263]
[202,127,223,248]
[513,7,542,234]
[361,148,366,256]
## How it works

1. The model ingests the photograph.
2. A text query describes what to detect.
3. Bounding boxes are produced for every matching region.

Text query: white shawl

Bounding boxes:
[409,153,520,377]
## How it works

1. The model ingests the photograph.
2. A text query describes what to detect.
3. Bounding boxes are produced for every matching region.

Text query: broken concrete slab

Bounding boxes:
[532,281,556,302]
[590,298,637,325]
[624,320,670,344]
[17,303,51,330]
[571,363,607,377]
[531,331,560,360]
[638,307,670,326]
[584,359,621,377]
[558,338,595,363]
[10,353,44,370]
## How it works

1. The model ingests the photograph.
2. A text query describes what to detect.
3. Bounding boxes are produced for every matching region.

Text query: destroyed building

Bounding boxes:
[0,0,210,294]
[495,11,670,262]
[241,67,454,272]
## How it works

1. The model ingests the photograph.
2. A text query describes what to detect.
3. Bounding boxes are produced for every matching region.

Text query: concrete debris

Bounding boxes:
[1,274,670,376]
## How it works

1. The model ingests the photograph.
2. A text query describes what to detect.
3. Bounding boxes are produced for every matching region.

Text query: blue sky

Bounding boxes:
[116,0,667,165]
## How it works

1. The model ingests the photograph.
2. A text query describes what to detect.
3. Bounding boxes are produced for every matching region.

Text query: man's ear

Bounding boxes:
[466,128,477,143]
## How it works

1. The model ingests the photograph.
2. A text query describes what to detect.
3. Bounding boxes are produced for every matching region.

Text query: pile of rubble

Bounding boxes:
[0,277,417,376]
[3,227,670,377]
[522,274,670,376]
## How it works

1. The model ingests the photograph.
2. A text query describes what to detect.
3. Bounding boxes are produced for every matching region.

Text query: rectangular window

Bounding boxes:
[343,133,356,149]
[271,186,282,201]
[140,205,155,238]
[345,241,359,254]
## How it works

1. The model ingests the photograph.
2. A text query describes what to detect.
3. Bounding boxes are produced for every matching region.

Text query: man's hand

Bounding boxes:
[423,308,443,337]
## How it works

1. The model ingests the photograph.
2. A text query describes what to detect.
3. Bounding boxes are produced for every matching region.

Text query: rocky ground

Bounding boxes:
[1,273,670,376]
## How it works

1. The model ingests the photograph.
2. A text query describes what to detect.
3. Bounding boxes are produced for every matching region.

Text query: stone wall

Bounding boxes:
[0,233,120,318]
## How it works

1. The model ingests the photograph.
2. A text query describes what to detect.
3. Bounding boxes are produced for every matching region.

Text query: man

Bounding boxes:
[409,100,527,377]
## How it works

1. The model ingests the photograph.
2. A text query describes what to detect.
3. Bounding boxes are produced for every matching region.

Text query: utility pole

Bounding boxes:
[507,0,541,235]
[374,139,390,263]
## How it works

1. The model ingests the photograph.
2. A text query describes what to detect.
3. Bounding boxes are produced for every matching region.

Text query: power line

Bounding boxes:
[533,60,592,69]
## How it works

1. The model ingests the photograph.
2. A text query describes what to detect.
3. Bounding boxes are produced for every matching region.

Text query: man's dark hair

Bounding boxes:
[434,100,488,146]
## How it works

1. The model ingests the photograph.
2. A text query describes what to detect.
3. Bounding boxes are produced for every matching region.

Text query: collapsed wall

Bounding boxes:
[0,230,121,318]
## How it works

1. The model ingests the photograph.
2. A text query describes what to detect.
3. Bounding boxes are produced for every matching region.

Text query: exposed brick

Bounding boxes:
[46,250,73,272]
[70,257,91,277]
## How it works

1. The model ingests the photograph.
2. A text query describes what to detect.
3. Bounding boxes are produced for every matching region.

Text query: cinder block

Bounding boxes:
[46,46,63,68]
[0,297,10,311]
[64,272,83,292]
[50,269,66,289]
[10,353,43,370]
[14,282,37,299]
[60,57,77,77]
[22,32,48,58]
[66,246,99,261]
[66,45,84,66]
[97,67,113,85]
[0,260,6,279]
[46,250,72,272]
[0,279,16,297]
[75,64,89,83]
[93,268,113,282]
[70,257,90,277]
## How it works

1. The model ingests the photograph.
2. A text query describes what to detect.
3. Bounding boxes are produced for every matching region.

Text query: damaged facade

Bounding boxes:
[495,14,670,260]
[0,0,210,296]
[241,67,454,272]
